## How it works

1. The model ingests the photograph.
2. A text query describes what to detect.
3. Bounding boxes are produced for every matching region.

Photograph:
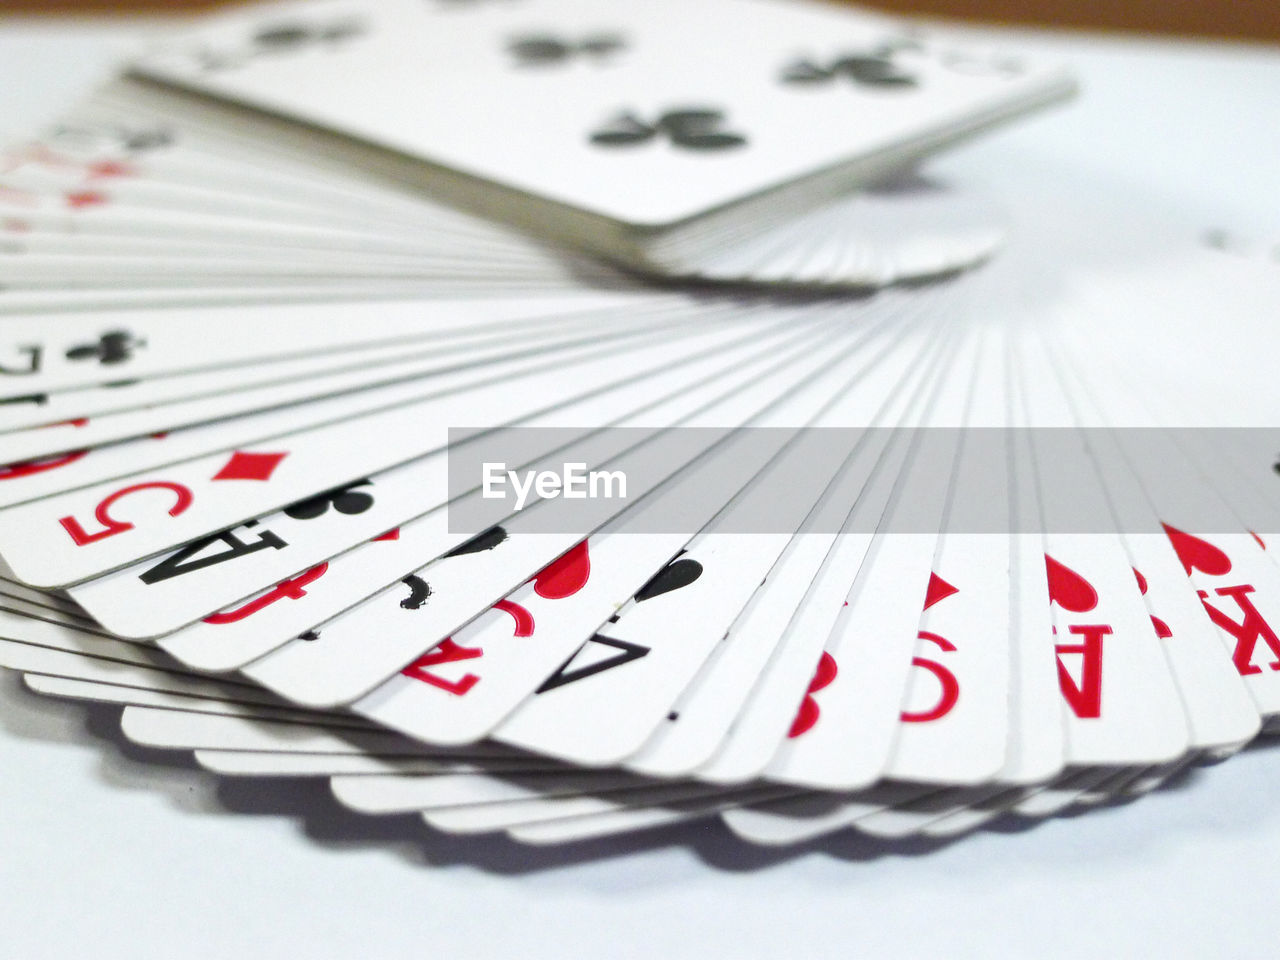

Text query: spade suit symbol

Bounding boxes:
[634,556,703,603]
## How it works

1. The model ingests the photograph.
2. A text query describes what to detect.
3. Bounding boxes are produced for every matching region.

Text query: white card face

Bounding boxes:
[493,320,951,766]
[1065,428,1263,748]
[759,327,989,791]
[1159,528,1280,716]
[0,315,670,509]
[1018,340,1192,767]
[0,306,664,465]
[996,386,1067,786]
[0,282,496,317]
[1049,325,1280,724]
[68,312,825,643]
[239,319,864,709]
[470,312,940,771]
[0,329,539,435]
[693,331,958,786]
[999,532,1065,785]
[624,317,946,779]
[353,446,810,757]
[878,331,1015,786]
[1,318,767,589]
[0,291,645,398]
[0,608,303,711]
[1044,540,1193,769]
[489,540,808,765]
[621,531,847,780]
[0,144,452,240]
[760,530,940,791]
[137,0,1072,226]
[885,544,1011,784]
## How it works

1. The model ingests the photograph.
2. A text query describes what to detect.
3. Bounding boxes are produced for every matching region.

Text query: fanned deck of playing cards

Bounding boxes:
[2,0,1278,853]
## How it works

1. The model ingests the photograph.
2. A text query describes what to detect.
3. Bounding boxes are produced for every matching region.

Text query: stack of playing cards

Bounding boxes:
[1,0,1278,850]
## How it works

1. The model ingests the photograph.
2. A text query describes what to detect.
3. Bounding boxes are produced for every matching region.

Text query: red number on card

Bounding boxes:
[787,652,838,739]
[900,631,960,723]
[58,481,193,546]
[401,639,484,696]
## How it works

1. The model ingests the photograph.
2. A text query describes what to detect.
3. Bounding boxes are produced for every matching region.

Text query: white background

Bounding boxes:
[1,13,1279,960]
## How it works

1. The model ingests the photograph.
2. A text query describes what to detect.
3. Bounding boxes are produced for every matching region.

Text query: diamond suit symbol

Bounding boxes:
[211,450,288,482]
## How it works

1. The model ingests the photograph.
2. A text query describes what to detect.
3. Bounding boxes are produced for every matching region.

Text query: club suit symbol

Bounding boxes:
[252,20,363,51]
[590,108,747,151]
[781,51,918,89]
[508,33,626,67]
[196,17,365,71]
[64,330,145,366]
[283,479,375,520]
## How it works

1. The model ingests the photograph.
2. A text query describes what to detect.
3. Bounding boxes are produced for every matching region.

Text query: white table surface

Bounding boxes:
[0,15,1278,960]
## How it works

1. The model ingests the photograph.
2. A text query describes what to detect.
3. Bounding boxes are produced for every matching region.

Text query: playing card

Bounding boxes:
[2,4,1278,866]
[3,100,1012,289]
[74,305,835,641]
[238,307,877,709]
[1047,356,1264,748]
[489,310,961,766]
[691,327,959,786]
[0,325,581,434]
[1,313,774,588]
[137,0,1072,233]
[0,289,649,398]
[1016,332,1192,767]
[0,300,676,464]
[751,331,979,791]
